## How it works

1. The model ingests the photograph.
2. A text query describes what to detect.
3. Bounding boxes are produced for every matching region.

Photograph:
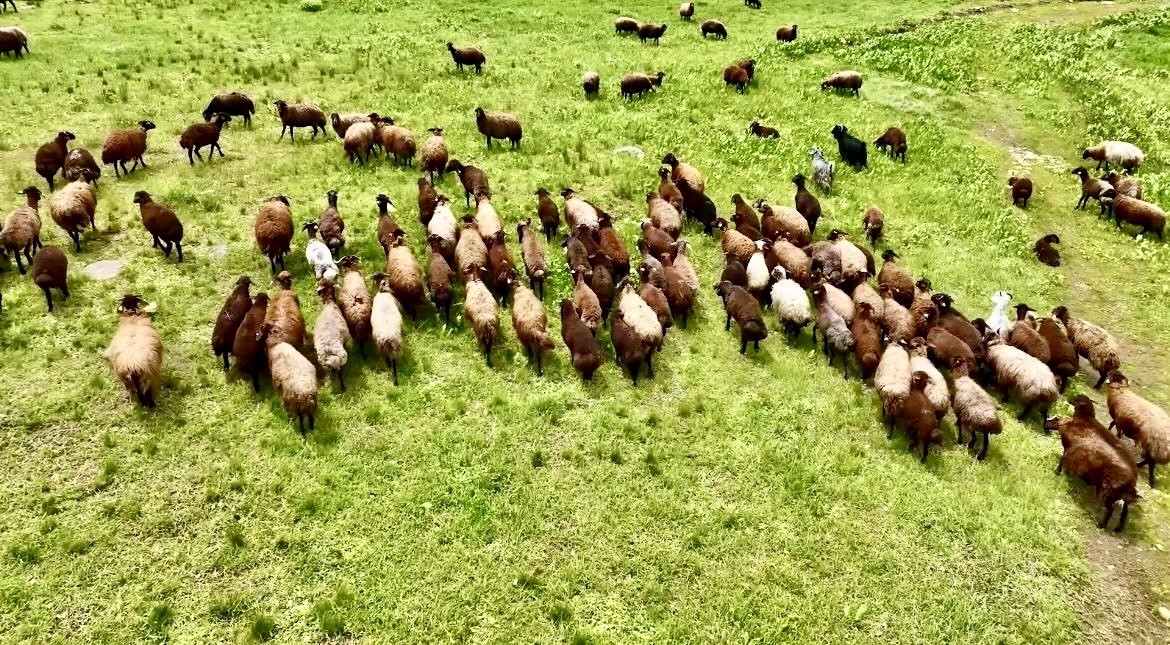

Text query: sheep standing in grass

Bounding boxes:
[427,238,454,323]
[179,112,231,165]
[1052,305,1120,389]
[638,23,667,45]
[950,357,1001,460]
[984,333,1058,421]
[0,26,28,57]
[1106,371,1170,487]
[1108,195,1166,240]
[370,273,404,384]
[561,188,600,231]
[1008,176,1032,208]
[612,309,650,384]
[517,219,547,299]
[254,196,292,272]
[862,204,884,248]
[770,266,811,338]
[204,91,254,126]
[776,25,798,41]
[620,71,665,100]
[375,194,402,255]
[212,276,252,370]
[700,20,727,39]
[265,271,304,348]
[534,188,561,241]
[262,326,318,435]
[876,342,911,431]
[561,299,603,380]
[831,124,867,169]
[679,3,694,19]
[343,116,377,164]
[597,213,630,279]
[314,279,351,391]
[1071,167,1113,212]
[881,286,916,345]
[30,245,67,312]
[812,284,854,375]
[426,195,456,262]
[417,178,439,226]
[572,268,603,335]
[274,100,326,142]
[900,372,944,463]
[303,221,338,282]
[319,190,345,257]
[336,256,372,351]
[1008,304,1050,363]
[582,71,600,97]
[447,42,486,73]
[463,265,500,366]
[378,118,417,166]
[101,120,155,177]
[618,279,664,358]
[421,128,449,183]
[615,17,639,35]
[34,130,74,191]
[1101,171,1141,200]
[809,147,834,193]
[474,107,522,149]
[908,338,949,419]
[63,148,100,185]
[986,290,1013,339]
[232,293,269,392]
[1037,316,1078,393]
[660,254,695,328]
[49,178,96,252]
[3,186,44,274]
[448,160,490,207]
[385,234,426,319]
[104,294,163,407]
[821,71,862,95]
[133,191,183,262]
[506,271,554,375]
[723,63,749,94]
[715,280,767,354]
[1082,141,1143,174]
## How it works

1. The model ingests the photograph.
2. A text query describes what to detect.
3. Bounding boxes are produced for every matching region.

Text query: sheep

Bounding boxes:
[614,17,639,35]
[313,279,351,391]
[265,271,305,348]
[410,179,437,228]
[474,107,522,149]
[657,254,693,328]
[1008,304,1050,363]
[711,218,752,265]
[558,188,599,231]
[929,293,984,364]
[1082,140,1144,174]
[737,57,757,82]
[203,91,254,126]
[212,276,252,370]
[984,333,1058,420]
[582,71,600,97]
[700,20,727,39]
[596,213,630,279]
[861,204,885,248]
[179,112,231,164]
[420,128,449,183]
[831,124,867,169]
[1108,195,1165,239]
[745,0,761,7]
[378,119,416,166]
[909,279,934,337]
[620,71,665,100]
[821,70,862,96]
[1037,317,1078,393]
[639,278,673,336]
[807,242,843,289]
[662,153,705,194]
[560,299,603,380]
[370,273,405,384]
[385,234,426,319]
[1034,233,1061,267]
[714,281,766,354]
[827,230,870,289]
[851,301,883,379]
[274,100,326,142]
[132,191,184,262]
[1052,305,1121,389]
[881,286,916,345]
[48,178,96,252]
[487,230,517,297]
[875,341,911,426]
[62,148,100,185]
[447,42,485,73]
[723,64,749,93]
[262,332,318,434]
[1105,372,1169,487]
[646,192,682,240]
[640,254,666,289]
[30,245,67,312]
[852,281,883,321]
[873,127,907,163]
[791,174,822,234]
[232,293,269,391]
[302,221,338,282]
[1046,397,1140,530]
[1071,167,1113,211]
[427,195,457,262]
[1008,176,1033,208]
[101,120,155,177]
[343,118,377,164]
[908,338,949,419]
[500,271,554,376]
[535,188,562,242]
[679,2,694,19]
[463,265,499,366]
[447,160,490,208]
[719,254,747,288]
[654,168,685,215]
[516,219,548,299]
[375,193,403,256]
[812,284,855,374]
[732,196,764,239]
[1101,171,1141,200]
[986,290,1013,338]
[770,266,811,337]
[815,277,854,324]
[423,237,454,324]
[678,180,717,233]
[336,256,372,350]
[750,121,780,138]
[744,239,770,302]
[104,295,163,407]
[589,253,616,320]
[758,202,809,247]
[638,22,667,45]
[675,242,701,293]
[34,130,74,191]
[455,216,489,279]
[473,193,502,243]
[948,358,1002,460]
[0,26,27,57]
[318,190,345,258]
[899,372,944,463]
[771,238,812,287]
[924,308,975,369]
[809,147,835,193]
[776,24,798,41]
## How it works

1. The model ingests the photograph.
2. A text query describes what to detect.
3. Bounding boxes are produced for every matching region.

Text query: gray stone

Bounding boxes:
[83,259,127,280]
[209,244,228,260]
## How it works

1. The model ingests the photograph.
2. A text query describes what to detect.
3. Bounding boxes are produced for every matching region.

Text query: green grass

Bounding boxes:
[1,0,1170,641]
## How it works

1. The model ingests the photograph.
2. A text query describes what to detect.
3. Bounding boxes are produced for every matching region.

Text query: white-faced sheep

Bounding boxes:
[620,71,665,100]
[336,256,372,350]
[421,128,449,183]
[2,186,44,274]
[204,91,254,126]
[447,42,485,73]
[986,290,1013,339]
[274,100,326,141]
[30,245,67,312]
[48,178,96,252]
[900,372,944,463]
[1082,140,1144,174]
[950,357,1001,460]
[744,239,769,302]
[101,120,155,177]
[809,147,834,193]
[715,281,768,354]
[179,112,231,164]
[262,329,318,435]
[1053,305,1121,389]
[34,130,75,191]
[984,333,1059,421]
[876,342,911,432]
[212,276,252,370]
[104,294,163,407]
[908,337,949,419]
[265,271,305,349]
[133,191,184,262]
[370,273,405,384]
[1106,372,1170,488]
[463,265,500,366]
[302,221,338,282]
[255,195,293,271]
[475,107,522,149]
[821,70,862,96]
[1108,195,1165,240]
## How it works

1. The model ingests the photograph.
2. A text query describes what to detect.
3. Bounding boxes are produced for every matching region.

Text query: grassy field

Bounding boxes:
[2,0,1170,641]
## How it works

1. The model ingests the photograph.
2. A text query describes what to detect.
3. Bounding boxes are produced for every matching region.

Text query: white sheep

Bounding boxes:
[986,290,1012,339]
[745,240,769,299]
[303,221,338,282]
[769,266,811,337]
[313,280,352,391]
[1082,140,1144,174]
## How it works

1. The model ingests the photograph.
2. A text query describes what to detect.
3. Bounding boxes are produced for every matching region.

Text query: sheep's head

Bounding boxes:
[375,194,396,212]
[474,107,486,121]
[445,159,463,173]
[446,42,455,51]
[1104,371,1128,388]
[236,276,252,288]
[58,131,76,142]
[1081,149,1092,160]
[559,187,576,199]
[653,71,665,84]
[117,294,146,313]
[138,120,156,131]
[269,195,291,206]
[1071,395,1096,417]
[881,249,899,262]
[302,221,320,236]
[809,147,823,160]
[326,189,339,203]
[213,113,232,126]
[930,293,953,311]
[371,272,388,289]
[661,152,678,166]
[275,271,293,289]
[1071,167,1088,179]
[831,125,848,139]
[428,127,444,136]
[339,255,360,269]
[131,190,150,205]
[315,279,336,300]
[915,278,932,292]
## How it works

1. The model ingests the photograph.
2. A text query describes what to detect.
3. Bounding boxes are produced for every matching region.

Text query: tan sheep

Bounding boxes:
[101,120,156,177]
[506,271,554,375]
[1053,305,1121,388]
[264,336,318,435]
[661,152,704,193]
[463,265,500,366]
[455,217,489,280]
[908,338,949,419]
[104,295,163,407]
[49,179,96,252]
[1,186,42,274]
[420,127,449,183]
[646,192,682,239]
[572,267,603,335]
[385,234,426,318]
[474,193,502,242]
[371,273,405,385]
[264,271,304,348]
[254,195,293,272]
[1106,372,1170,487]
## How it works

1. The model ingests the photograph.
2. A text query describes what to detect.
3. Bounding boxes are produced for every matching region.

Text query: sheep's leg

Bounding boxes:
[279,125,287,141]
[1016,404,1033,421]
[1097,504,1114,530]
[485,136,491,149]
[536,351,543,377]
[162,240,173,257]
[1115,501,1130,532]
[222,353,230,371]
[1149,462,1157,488]
[137,155,147,169]
[309,415,315,431]
[250,371,260,392]
[978,433,989,461]
[725,313,732,331]
[920,443,929,463]
[484,343,493,367]
[647,353,654,376]
[337,369,346,392]
[70,231,80,253]
[215,143,224,158]
[119,160,129,176]
[187,149,195,165]
[955,420,963,445]
[1055,454,1064,475]
[630,364,638,385]
[112,163,120,178]
[175,241,183,262]
[298,414,306,436]
[14,252,25,274]
[1094,372,1107,389]
[60,283,69,300]
[392,359,398,386]
[41,285,53,312]
[740,336,747,355]
[268,255,276,272]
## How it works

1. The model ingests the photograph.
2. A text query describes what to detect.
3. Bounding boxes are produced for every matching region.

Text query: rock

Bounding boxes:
[1159,606,1170,622]
[83,259,126,280]
[209,244,228,260]
[613,146,644,158]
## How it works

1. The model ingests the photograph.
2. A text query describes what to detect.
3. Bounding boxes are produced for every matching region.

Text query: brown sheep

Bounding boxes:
[263,329,319,435]
[62,148,101,186]
[560,299,603,380]
[1034,234,1061,267]
[873,127,907,163]
[614,17,639,35]
[723,64,749,94]
[1101,171,1141,200]
[700,20,728,39]
[1008,176,1032,208]
[644,220,680,260]
[1106,372,1170,488]
[336,256,372,350]
[375,194,403,256]
[34,130,74,191]
[474,107,522,149]
[486,230,517,295]
[203,92,254,126]
[517,219,547,299]
[572,267,602,335]
[862,204,884,248]
[232,293,270,392]
[379,118,416,166]
[343,117,377,164]
[715,280,768,354]
[265,271,304,349]
[133,191,183,262]
[1037,316,1078,392]
[427,238,454,323]
[900,372,944,463]
[582,71,601,98]
[657,167,684,213]
[463,265,500,365]
[535,188,561,242]
[596,213,630,279]
[924,308,975,368]
[30,245,68,312]
[1071,167,1112,212]
[417,177,439,225]
[589,253,616,319]
[317,190,345,257]
[750,121,780,138]
[212,276,252,370]
[731,194,761,232]
[792,174,822,234]
[647,192,682,239]
[776,24,798,41]
[640,279,673,335]
[179,112,231,164]
[385,234,427,319]
[758,201,810,247]
[662,152,705,194]
[48,178,96,252]
[447,42,486,73]
[771,238,811,288]
[101,120,155,177]
[851,301,883,379]
[876,251,913,307]
[880,285,916,345]
[420,128,449,183]
[274,100,326,141]
[1,186,43,274]
[620,71,665,100]
[506,271,554,375]
[612,309,651,384]
[447,160,490,207]
[638,22,667,45]
[821,70,862,95]
[104,295,163,407]
[330,112,370,139]
[1053,305,1121,389]
[1108,195,1165,239]
[929,293,984,365]
[455,216,489,280]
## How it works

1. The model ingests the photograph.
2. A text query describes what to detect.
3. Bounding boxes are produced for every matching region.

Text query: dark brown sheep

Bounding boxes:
[929,293,984,365]
[417,178,439,226]
[30,245,67,312]
[750,121,780,138]
[582,71,600,97]
[34,130,74,191]
[447,42,486,73]
[723,64,749,94]
[1037,316,1078,392]
[776,24,798,41]
[1008,176,1032,208]
[375,194,403,255]
[873,127,907,163]
[447,160,490,207]
[274,100,326,142]
[319,190,345,257]
[899,372,944,462]
[255,195,293,272]
[212,276,252,370]
[179,112,231,165]
[1109,195,1165,239]
[714,280,767,354]
[638,22,667,45]
[1034,233,1061,267]
[862,204,884,248]
[821,71,862,95]
[560,299,603,380]
[924,308,975,368]
[877,250,913,307]
[486,230,517,296]
[851,301,883,379]
[62,148,100,185]
[620,71,665,100]
[421,127,449,183]
[615,17,639,35]
[1071,167,1111,211]
[232,293,269,392]
[1,186,42,274]
[535,188,561,242]
[133,191,184,262]
[517,219,548,299]
[203,91,254,126]
[474,107,522,149]
[612,310,651,384]
[589,253,616,319]
[792,174,822,234]
[700,20,728,39]
[657,167,684,212]
[101,120,155,177]
[596,213,630,279]
[0,26,28,57]
[427,237,454,323]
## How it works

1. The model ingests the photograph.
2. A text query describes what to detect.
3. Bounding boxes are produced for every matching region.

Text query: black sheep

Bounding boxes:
[831,125,867,169]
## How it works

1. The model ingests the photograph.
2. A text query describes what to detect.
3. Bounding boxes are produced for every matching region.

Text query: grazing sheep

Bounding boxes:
[313,279,351,391]
[929,293,984,365]
[776,24,798,41]
[417,177,439,226]
[700,20,727,39]
[203,91,254,126]
[1105,372,1170,487]
[101,120,155,177]
[370,273,405,384]
[662,153,705,194]
[1008,176,1033,208]
[876,342,911,429]
[1047,395,1140,530]
[950,358,1001,460]
[899,372,944,463]
[179,112,231,164]
[1034,233,1061,266]
[274,100,326,142]
[378,119,417,166]
[908,278,934,337]
[770,266,811,337]
[714,280,767,354]
[517,219,548,299]
[505,271,554,375]
[447,42,486,73]
[646,192,682,240]
[48,178,96,252]
[852,281,883,321]
[1071,167,1113,211]
[771,238,812,288]
[104,295,163,407]
[723,64,749,93]
[420,128,449,183]
[809,147,834,193]
[873,127,907,163]
[0,25,28,57]
[62,148,100,185]
[561,188,600,231]
[758,202,810,246]
[638,22,667,45]
[426,195,456,262]
[30,245,67,312]
[750,121,780,138]
[881,286,916,345]
[375,193,403,256]
[426,237,455,323]
[582,71,600,97]
[336,256,372,350]
[302,221,338,282]
[385,234,426,319]
[615,17,639,35]
[1108,195,1165,239]
[984,333,1058,420]
[34,130,74,191]
[831,124,867,169]
[263,332,318,434]
[908,338,949,419]
[132,191,184,262]
[596,213,630,279]
[986,290,1013,339]
[318,190,345,257]
[620,71,665,100]
[343,117,377,164]
[745,0,761,7]
[1053,305,1121,389]
[1037,317,1078,393]
[1101,171,1141,200]
[821,70,862,96]
[790,174,822,234]
[852,301,883,379]
[212,276,252,370]
[455,216,489,279]
[560,299,603,380]
[1008,304,1050,363]
[474,107,522,149]
[679,3,694,19]
[232,293,269,391]
[463,265,500,366]
[265,271,305,348]
[1082,140,1144,173]
[924,308,975,369]
[447,160,490,207]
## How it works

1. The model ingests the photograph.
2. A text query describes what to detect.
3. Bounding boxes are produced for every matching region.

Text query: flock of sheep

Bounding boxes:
[1,4,1168,535]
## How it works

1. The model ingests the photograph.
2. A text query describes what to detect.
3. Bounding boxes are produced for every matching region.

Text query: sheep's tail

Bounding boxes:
[535,329,555,351]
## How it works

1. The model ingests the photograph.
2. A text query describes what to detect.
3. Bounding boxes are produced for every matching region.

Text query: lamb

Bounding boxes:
[791,174,822,234]
[881,286,916,345]
[821,70,862,96]
[656,167,685,213]
[104,295,163,407]
[1101,171,1141,200]
[758,202,809,246]
[505,271,554,375]
[614,17,639,35]
[426,237,454,323]
[851,301,883,379]
[638,22,667,45]
[273,100,326,142]
[463,265,500,366]
[378,119,416,166]
[862,204,884,248]
[318,190,345,257]
[852,281,884,322]
[1008,304,1050,363]
[487,230,518,297]
[133,191,184,262]
[723,64,749,93]
[336,256,372,350]
[420,128,449,183]
[597,213,630,279]
[1034,234,1061,267]
[560,299,603,380]
[101,120,155,177]
[370,273,405,385]
[809,147,834,193]
[265,271,304,348]
[1071,167,1113,211]
[179,112,231,164]
[949,358,1001,460]
[30,245,67,312]
[929,293,984,364]
[1037,316,1078,392]
[517,219,547,299]
[48,178,96,252]
[232,293,269,391]
[455,217,489,279]
[313,279,351,391]
[715,281,767,354]
[776,24,798,41]
[647,192,682,239]
[474,107,522,149]
[211,276,252,370]
[203,91,254,126]
[0,26,28,57]
[771,238,812,287]
[660,254,695,328]
[811,284,855,374]
[679,3,694,19]
[899,372,944,463]
[984,333,1058,421]
[34,130,74,191]
[375,193,403,255]
[831,124,867,169]
[302,221,338,282]
[1053,305,1121,389]
[749,121,780,138]
[620,72,665,100]
[1108,195,1165,239]
[447,160,490,207]
[535,188,561,241]
[986,290,1013,338]
[1008,176,1033,208]
[1082,140,1144,174]
[385,234,426,319]
[873,127,907,163]
[582,71,601,98]
[662,153,705,194]
[427,195,457,262]
[447,42,486,73]
[62,148,100,185]
[1106,372,1170,488]
[700,20,727,39]
[343,117,377,164]
[908,337,949,419]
